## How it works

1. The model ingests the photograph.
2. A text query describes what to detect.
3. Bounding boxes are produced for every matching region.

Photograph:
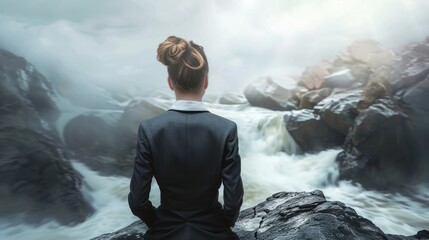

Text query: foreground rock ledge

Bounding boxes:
[92,190,428,240]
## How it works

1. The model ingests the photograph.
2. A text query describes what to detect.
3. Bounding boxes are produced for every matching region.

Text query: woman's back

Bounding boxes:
[128,36,243,240]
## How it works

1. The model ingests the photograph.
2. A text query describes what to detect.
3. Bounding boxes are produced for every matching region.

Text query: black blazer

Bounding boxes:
[128,109,244,240]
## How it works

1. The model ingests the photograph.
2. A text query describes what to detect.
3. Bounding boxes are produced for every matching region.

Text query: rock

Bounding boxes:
[0,128,94,225]
[316,90,361,136]
[64,111,125,157]
[298,63,331,90]
[63,111,133,177]
[0,49,94,225]
[357,80,388,111]
[0,49,60,132]
[388,39,429,93]
[336,98,416,188]
[217,92,248,105]
[93,221,147,240]
[347,40,393,65]
[283,109,344,153]
[299,88,332,109]
[322,69,356,88]
[387,230,429,240]
[91,190,428,240]
[396,70,429,113]
[331,55,372,85]
[244,77,297,111]
[396,74,429,178]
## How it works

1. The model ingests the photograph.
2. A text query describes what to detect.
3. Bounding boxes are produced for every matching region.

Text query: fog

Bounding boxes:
[1,0,429,97]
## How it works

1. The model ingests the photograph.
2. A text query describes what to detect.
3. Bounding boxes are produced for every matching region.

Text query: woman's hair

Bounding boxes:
[157,36,209,92]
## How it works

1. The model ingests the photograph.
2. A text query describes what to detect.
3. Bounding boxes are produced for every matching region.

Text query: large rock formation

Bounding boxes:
[336,99,415,188]
[280,37,429,188]
[0,49,93,225]
[92,190,428,240]
[390,38,429,179]
[335,38,429,188]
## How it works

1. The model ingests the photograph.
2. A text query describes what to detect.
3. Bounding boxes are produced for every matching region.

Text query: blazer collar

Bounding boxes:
[168,100,209,111]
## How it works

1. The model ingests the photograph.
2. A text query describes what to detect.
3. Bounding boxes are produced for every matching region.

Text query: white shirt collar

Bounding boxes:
[168,100,209,111]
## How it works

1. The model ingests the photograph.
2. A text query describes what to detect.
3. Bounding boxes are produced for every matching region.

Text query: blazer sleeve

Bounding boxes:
[222,122,244,227]
[128,122,157,228]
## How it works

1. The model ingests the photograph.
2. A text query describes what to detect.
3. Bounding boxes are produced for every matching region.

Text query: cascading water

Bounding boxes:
[1,96,428,240]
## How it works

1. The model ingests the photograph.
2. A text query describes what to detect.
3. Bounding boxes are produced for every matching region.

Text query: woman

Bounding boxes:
[128,36,244,240]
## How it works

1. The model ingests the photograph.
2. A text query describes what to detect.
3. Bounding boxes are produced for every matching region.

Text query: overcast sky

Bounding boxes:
[1,0,429,97]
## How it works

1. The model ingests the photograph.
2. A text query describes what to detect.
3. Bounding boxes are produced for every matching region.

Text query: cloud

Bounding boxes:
[0,0,428,96]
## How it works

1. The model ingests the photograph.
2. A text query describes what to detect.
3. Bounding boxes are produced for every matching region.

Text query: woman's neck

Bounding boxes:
[174,91,204,102]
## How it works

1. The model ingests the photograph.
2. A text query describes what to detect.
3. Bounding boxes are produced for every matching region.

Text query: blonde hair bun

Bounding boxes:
[157,36,205,70]
[156,36,209,92]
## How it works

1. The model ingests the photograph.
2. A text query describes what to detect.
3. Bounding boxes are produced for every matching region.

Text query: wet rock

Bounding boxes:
[63,111,133,177]
[336,98,416,188]
[316,90,361,136]
[387,230,429,240]
[283,109,344,153]
[299,88,332,109]
[0,49,93,225]
[244,77,297,111]
[357,80,388,111]
[298,63,331,90]
[64,111,125,157]
[92,190,427,240]
[0,49,60,132]
[389,39,429,93]
[0,128,94,225]
[93,221,147,240]
[396,74,429,178]
[322,69,356,88]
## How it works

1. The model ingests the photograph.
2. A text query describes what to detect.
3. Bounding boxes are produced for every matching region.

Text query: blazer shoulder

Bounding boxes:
[206,112,237,130]
[138,111,170,128]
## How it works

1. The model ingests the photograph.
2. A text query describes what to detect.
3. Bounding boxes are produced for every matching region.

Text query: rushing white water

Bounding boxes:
[1,96,428,240]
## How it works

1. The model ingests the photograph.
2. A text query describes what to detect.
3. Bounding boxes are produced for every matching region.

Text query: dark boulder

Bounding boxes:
[0,49,94,225]
[64,111,126,157]
[0,49,60,132]
[63,111,133,177]
[336,98,416,188]
[283,109,344,153]
[315,90,361,136]
[387,230,429,240]
[244,77,298,111]
[92,190,428,240]
[0,127,94,225]
[395,74,429,179]
[388,38,429,93]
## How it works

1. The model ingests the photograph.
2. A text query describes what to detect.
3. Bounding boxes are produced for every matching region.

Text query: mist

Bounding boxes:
[1,0,429,97]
